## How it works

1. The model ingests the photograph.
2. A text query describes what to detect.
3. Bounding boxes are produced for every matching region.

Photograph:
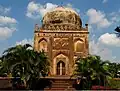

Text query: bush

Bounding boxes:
[91,86,112,90]
[108,79,120,89]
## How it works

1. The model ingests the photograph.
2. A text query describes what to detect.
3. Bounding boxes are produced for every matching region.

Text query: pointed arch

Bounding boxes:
[74,40,84,52]
[54,52,68,58]
[38,38,47,43]
[53,54,69,75]
[74,38,84,43]
[38,38,47,52]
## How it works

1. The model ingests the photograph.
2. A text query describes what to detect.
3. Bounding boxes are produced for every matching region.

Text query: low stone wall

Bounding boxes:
[113,78,120,80]
[0,77,12,89]
[110,78,120,89]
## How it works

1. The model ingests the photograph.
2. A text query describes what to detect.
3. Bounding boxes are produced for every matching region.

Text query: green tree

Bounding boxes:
[115,26,120,37]
[108,63,120,78]
[0,44,50,89]
[74,55,111,89]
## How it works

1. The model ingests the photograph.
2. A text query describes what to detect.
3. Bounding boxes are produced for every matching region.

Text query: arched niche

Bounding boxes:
[53,54,69,75]
[38,38,47,52]
[74,40,84,52]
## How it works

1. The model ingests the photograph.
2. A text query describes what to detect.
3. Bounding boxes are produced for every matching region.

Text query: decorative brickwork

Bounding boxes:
[34,7,89,76]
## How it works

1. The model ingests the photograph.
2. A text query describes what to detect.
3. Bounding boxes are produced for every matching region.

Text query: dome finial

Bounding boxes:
[56,2,64,8]
[60,2,64,7]
[85,21,88,29]
[85,23,88,29]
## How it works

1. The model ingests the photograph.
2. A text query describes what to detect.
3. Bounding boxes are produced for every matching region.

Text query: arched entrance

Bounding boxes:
[56,61,65,75]
[53,54,69,75]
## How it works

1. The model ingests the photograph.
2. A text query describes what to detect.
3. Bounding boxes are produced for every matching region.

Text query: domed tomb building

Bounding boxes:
[34,7,89,76]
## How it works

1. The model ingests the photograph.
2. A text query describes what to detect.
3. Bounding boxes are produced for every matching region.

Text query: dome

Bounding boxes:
[53,7,78,15]
[42,7,82,30]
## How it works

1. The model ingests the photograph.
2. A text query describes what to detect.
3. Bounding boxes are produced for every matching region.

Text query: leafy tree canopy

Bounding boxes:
[0,44,50,89]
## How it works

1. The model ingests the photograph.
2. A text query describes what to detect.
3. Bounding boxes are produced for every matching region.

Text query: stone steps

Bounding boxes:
[44,87,75,91]
[52,83,69,86]
[52,85,72,88]
[54,81,68,83]
[44,76,76,91]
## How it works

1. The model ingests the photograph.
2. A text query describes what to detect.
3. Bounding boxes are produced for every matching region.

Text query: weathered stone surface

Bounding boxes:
[34,6,89,76]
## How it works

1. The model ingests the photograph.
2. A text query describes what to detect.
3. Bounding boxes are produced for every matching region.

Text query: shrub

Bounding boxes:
[108,79,120,89]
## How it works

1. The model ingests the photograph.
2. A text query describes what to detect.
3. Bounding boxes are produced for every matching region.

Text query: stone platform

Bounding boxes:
[42,75,76,91]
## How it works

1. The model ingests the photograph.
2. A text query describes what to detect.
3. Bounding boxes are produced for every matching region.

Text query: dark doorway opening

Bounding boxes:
[56,61,65,75]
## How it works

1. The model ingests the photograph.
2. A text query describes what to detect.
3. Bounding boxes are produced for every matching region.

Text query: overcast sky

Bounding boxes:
[0,0,120,63]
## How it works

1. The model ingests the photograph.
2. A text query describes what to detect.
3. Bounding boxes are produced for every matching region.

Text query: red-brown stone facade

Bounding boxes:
[34,7,89,76]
